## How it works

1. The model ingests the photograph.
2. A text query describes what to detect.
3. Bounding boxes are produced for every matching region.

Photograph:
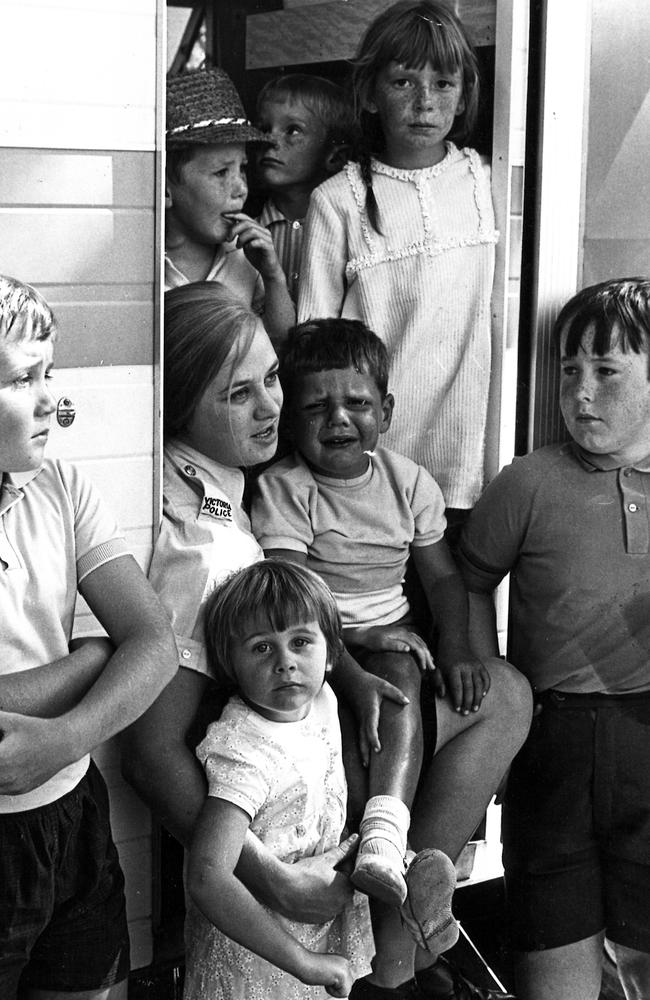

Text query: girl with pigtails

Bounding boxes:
[298,0,498,537]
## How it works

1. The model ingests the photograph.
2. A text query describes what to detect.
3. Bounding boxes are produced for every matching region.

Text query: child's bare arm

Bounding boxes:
[189,797,353,997]
[224,212,295,346]
[0,637,112,716]
[122,661,358,923]
[0,554,177,795]
[411,540,491,715]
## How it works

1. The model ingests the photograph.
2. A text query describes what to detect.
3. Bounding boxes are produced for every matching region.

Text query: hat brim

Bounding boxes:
[167,123,271,147]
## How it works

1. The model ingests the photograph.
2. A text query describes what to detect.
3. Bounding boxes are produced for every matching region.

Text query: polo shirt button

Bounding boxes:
[181,648,192,660]
[292,220,301,230]
[628,503,639,512]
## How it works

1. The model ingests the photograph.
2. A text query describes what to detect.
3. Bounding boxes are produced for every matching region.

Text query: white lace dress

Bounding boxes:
[183,684,374,1000]
[298,144,498,509]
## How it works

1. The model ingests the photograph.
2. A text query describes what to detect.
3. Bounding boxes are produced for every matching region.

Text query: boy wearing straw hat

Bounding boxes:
[166,68,295,345]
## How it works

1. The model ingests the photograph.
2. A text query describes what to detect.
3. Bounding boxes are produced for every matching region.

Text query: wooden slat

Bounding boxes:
[246,0,495,69]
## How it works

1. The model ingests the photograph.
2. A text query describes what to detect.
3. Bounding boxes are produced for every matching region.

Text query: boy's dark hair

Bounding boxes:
[554,278,650,369]
[256,73,357,149]
[166,146,198,185]
[0,274,57,344]
[280,318,390,408]
[204,559,344,684]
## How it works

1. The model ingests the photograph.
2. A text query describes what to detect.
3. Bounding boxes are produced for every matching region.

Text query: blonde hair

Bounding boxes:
[163,283,258,439]
[0,275,57,345]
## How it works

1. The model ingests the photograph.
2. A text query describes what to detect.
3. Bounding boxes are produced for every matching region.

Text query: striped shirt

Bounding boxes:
[258,199,304,303]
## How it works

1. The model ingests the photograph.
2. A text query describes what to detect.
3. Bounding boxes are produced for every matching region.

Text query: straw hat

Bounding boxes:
[167,67,268,146]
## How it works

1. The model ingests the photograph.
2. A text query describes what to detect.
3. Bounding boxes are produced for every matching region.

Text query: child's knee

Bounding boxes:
[365,650,422,701]
[483,657,533,732]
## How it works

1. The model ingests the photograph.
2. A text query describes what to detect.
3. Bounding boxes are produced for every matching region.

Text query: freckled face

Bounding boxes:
[559,325,650,466]
[166,144,248,246]
[367,61,465,169]
[256,97,330,193]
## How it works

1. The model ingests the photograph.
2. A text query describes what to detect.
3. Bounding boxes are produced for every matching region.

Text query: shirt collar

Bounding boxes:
[164,438,246,507]
[258,199,291,227]
[569,440,650,474]
[0,467,41,515]
[164,243,233,286]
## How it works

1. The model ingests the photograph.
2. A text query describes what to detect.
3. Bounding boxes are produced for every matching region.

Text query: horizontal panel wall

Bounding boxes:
[0,149,156,367]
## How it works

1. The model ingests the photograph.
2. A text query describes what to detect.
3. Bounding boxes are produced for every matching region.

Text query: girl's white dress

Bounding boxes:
[298,143,498,510]
[183,684,374,1000]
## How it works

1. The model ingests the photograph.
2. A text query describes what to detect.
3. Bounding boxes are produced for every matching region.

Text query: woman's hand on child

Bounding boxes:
[299,951,353,997]
[268,833,358,923]
[348,668,411,765]
[347,624,435,673]
[437,651,491,716]
[223,213,287,283]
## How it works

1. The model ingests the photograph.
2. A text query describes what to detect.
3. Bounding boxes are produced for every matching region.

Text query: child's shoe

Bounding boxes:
[415,956,515,999]
[351,795,409,907]
[349,975,424,999]
[400,849,459,953]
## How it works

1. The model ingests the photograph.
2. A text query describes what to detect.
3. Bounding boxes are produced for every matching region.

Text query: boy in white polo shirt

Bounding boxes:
[0,275,177,999]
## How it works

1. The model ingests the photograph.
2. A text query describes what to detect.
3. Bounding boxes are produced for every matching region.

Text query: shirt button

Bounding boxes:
[292,220,301,230]
[184,464,196,477]
[291,272,299,281]
[623,468,633,477]
[181,648,192,660]
[628,503,639,512]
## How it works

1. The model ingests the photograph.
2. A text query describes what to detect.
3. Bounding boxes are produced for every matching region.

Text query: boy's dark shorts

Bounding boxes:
[0,760,130,995]
[502,689,650,953]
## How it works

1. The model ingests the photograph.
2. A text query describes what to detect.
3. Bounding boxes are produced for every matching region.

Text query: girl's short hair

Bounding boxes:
[280,318,389,409]
[163,283,258,438]
[353,0,480,149]
[554,278,650,364]
[0,274,57,345]
[204,559,344,685]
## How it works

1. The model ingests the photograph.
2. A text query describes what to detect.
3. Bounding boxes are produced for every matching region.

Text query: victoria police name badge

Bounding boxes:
[200,494,233,522]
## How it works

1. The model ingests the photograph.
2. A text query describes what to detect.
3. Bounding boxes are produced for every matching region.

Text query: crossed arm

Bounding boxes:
[0,554,177,795]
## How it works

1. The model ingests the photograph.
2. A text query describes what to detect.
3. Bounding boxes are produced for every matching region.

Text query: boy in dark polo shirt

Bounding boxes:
[459,277,650,1000]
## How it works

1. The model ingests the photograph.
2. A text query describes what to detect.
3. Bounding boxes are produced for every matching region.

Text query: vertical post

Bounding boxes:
[527,0,592,450]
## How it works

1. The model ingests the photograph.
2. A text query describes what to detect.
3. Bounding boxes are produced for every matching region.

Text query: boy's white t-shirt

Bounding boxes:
[0,459,128,813]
